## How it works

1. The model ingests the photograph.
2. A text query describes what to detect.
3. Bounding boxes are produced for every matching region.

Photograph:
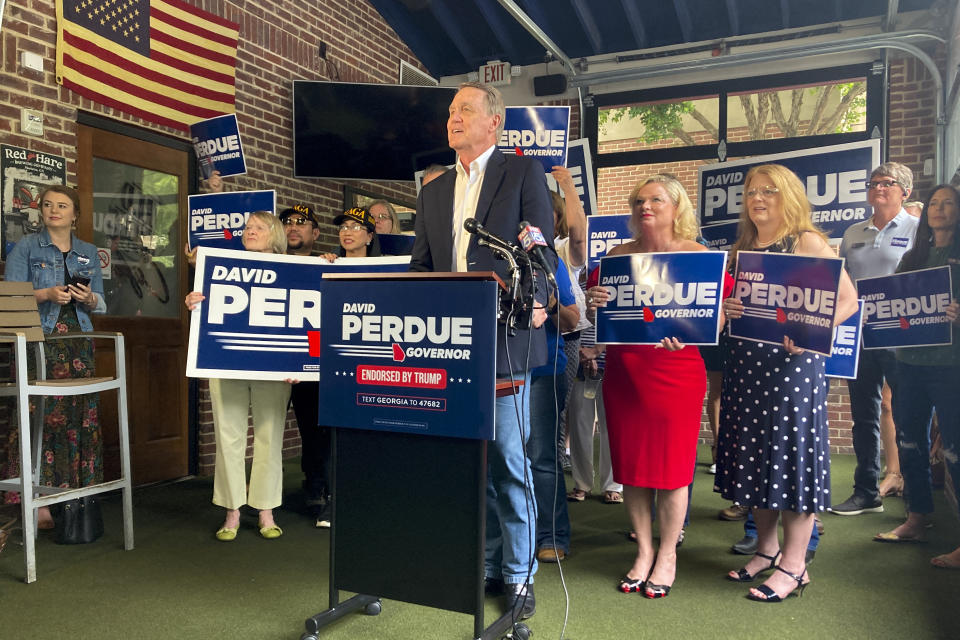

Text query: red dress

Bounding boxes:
[589,267,708,490]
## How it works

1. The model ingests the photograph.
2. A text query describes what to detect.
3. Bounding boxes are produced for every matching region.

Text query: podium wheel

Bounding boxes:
[504,623,531,640]
[364,600,382,616]
[300,634,319,640]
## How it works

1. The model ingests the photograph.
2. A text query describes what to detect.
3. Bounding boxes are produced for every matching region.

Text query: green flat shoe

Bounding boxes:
[259,524,283,539]
[215,525,239,542]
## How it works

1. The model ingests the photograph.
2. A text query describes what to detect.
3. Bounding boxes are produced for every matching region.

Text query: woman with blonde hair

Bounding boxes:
[185,211,292,540]
[585,174,712,598]
[718,164,858,601]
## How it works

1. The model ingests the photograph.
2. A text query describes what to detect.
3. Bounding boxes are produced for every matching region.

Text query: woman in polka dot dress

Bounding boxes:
[716,164,858,602]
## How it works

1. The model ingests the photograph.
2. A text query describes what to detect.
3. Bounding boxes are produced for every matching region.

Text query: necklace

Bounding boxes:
[755,236,778,248]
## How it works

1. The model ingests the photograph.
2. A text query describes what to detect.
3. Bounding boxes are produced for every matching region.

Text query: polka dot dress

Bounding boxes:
[714,339,831,512]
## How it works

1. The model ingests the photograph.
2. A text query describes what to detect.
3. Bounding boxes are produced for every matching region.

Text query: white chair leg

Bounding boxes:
[116,338,134,550]
[18,378,37,584]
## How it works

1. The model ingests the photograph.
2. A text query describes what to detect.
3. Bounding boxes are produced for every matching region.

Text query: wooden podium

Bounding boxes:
[301,272,531,640]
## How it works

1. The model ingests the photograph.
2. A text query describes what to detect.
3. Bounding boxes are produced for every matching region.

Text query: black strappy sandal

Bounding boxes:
[618,575,646,593]
[747,566,809,602]
[727,549,780,582]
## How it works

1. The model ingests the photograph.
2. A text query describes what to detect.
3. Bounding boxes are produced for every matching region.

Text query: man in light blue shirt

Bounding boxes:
[831,162,919,516]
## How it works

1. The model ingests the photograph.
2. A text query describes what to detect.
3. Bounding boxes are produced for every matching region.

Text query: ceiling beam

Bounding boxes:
[672,0,693,42]
[367,0,446,75]
[725,0,740,36]
[496,0,577,74]
[884,0,900,31]
[474,0,525,63]
[620,0,648,49]
[570,0,604,55]
[429,0,480,67]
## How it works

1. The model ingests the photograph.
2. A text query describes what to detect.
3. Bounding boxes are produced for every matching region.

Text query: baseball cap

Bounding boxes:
[333,207,375,232]
[278,204,319,227]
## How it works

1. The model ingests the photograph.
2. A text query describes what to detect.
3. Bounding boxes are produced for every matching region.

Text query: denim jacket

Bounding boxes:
[5,228,106,333]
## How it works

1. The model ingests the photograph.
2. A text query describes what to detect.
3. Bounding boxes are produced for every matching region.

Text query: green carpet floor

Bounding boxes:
[1,446,957,640]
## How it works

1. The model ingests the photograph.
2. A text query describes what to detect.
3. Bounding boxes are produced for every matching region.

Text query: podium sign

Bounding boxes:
[319,277,499,439]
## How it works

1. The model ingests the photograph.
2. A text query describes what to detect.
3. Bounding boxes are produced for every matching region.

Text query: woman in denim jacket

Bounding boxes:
[2,185,106,529]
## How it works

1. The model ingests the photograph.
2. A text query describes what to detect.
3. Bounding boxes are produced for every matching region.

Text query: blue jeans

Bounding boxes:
[486,373,537,585]
[845,347,898,501]
[893,362,960,516]
[743,512,820,551]
[529,374,571,554]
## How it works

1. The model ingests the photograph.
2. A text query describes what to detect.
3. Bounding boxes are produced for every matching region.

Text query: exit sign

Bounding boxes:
[479,61,511,86]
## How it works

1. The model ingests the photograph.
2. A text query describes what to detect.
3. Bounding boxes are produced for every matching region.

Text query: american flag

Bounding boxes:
[56,0,240,131]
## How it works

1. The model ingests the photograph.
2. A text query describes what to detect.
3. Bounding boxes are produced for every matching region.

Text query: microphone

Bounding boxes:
[517,221,557,289]
[463,218,523,257]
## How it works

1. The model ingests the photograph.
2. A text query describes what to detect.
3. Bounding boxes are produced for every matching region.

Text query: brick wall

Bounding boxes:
[0,0,428,476]
[592,51,943,455]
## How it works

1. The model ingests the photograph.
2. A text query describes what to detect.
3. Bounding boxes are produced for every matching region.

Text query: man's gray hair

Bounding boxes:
[458,81,506,140]
[872,161,913,193]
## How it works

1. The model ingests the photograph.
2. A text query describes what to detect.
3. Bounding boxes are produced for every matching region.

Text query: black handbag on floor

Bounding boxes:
[53,496,104,545]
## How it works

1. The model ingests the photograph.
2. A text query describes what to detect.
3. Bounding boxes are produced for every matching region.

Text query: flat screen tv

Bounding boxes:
[293,81,457,181]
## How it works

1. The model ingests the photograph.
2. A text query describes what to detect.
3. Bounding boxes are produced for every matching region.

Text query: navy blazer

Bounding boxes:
[410,149,555,375]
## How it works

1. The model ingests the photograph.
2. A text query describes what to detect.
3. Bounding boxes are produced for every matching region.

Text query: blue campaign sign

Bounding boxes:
[319,278,498,440]
[587,213,631,272]
[190,114,247,178]
[188,190,276,251]
[498,106,570,173]
[700,220,739,252]
[186,248,411,380]
[825,300,864,379]
[729,251,844,356]
[595,251,726,345]
[547,139,597,218]
[857,266,953,349]
[698,139,881,238]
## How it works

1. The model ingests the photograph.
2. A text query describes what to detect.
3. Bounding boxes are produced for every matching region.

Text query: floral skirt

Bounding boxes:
[2,304,102,503]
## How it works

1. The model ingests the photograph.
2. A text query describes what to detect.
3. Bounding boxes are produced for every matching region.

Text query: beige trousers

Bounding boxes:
[209,378,291,510]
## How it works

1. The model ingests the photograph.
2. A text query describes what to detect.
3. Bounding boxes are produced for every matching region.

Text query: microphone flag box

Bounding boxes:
[190,113,247,178]
[186,248,410,380]
[587,213,631,272]
[188,190,276,251]
[729,251,844,356]
[595,251,726,345]
[319,277,499,440]
[498,105,570,174]
[856,266,953,349]
[825,300,864,379]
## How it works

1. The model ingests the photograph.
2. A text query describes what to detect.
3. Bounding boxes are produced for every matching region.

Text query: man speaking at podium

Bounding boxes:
[410,81,555,620]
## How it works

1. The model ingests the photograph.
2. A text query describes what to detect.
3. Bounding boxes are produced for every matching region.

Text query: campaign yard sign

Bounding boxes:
[186,248,410,380]
[319,278,499,440]
[825,300,864,379]
[857,266,953,349]
[587,213,631,272]
[190,114,247,178]
[188,190,276,251]
[698,139,881,238]
[699,220,739,252]
[547,139,598,218]
[729,251,844,356]
[595,251,726,345]
[498,106,570,173]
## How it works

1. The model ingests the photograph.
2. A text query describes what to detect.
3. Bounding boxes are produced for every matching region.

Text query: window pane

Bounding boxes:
[92,158,180,318]
[596,158,718,218]
[727,79,867,141]
[598,96,719,154]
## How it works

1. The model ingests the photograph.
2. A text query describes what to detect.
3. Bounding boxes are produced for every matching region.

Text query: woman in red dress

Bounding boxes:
[586,174,712,599]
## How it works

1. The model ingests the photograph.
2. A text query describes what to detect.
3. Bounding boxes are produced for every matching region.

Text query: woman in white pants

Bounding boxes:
[185,211,292,541]
[566,322,622,503]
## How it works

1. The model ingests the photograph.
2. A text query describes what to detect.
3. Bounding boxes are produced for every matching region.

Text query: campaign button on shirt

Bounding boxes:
[890,236,910,248]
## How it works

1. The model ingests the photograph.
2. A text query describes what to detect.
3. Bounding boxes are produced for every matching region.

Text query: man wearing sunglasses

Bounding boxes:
[832,162,919,516]
[277,203,329,526]
[279,204,321,257]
